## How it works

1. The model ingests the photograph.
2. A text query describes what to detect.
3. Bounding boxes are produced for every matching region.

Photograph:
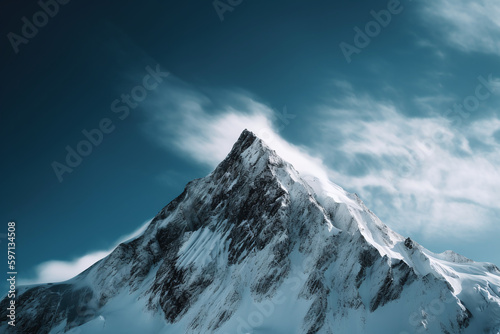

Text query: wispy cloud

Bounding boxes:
[147,93,276,167]
[144,76,500,240]
[313,85,500,238]
[142,77,337,189]
[422,0,500,55]
[20,219,151,285]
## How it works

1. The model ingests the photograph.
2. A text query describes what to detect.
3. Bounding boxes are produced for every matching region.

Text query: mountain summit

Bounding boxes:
[2,130,500,333]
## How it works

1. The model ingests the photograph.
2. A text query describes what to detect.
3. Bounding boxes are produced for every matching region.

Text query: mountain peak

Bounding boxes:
[229,129,264,157]
[211,129,280,179]
[239,128,258,143]
[3,129,500,334]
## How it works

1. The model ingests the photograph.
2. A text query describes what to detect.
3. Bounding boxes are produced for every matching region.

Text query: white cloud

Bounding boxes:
[21,219,151,285]
[313,88,500,238]
[142,80,335,191]
[22,252,110,285]
[422,0,500,55]
[143,77,500,240]
[159,97,276,167]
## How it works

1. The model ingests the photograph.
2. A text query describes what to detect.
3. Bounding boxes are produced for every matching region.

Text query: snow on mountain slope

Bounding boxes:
[2,129,500,334]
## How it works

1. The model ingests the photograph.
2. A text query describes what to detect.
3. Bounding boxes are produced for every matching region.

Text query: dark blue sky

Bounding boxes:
[1,0,499,285]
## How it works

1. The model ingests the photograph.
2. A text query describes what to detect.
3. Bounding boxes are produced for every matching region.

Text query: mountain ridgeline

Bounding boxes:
[2,130,500,333]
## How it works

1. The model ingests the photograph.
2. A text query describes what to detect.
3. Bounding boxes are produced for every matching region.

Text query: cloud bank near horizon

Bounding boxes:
[20,219,151,286]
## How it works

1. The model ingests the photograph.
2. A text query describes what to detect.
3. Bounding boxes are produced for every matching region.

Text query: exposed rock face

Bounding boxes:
[2,130,500,334]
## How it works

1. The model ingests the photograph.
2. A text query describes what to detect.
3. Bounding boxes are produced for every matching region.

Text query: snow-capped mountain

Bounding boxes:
[2,129,500,333]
